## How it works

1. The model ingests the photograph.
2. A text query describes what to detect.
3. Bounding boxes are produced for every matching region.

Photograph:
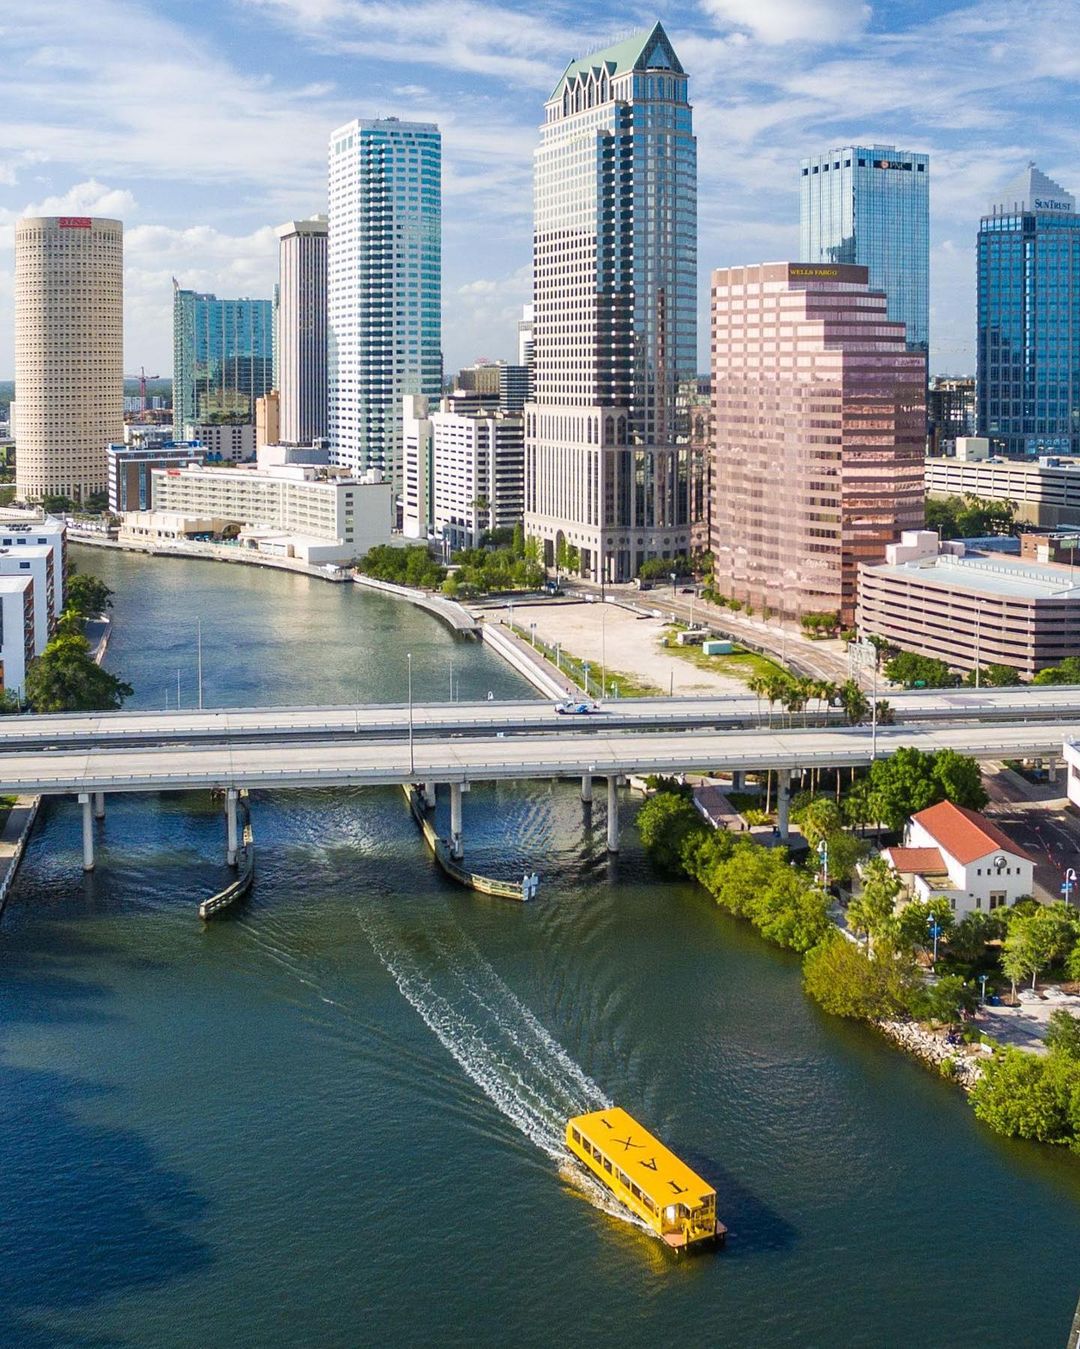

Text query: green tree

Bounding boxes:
[883,651,955,689]
[839,678,869,725]
[1046,1009,1080,1061]
[948,910,1006,965]
[636,792,707,875]
[846,856,904,950]
[1003,905,1078,991]
[41,493,74,515]
[964,663,1021,688]
[910,974,978,1026]
[894,896,955,955]
[803,933,919,1020]
[930,748,988,812]
[753,870,831,952]
[970,1047,1072,1143]
[1033,656,1080,686]
[867,747,941,831]
[24,632,133,713]
[511,521,525,558]
[65,573,114,619]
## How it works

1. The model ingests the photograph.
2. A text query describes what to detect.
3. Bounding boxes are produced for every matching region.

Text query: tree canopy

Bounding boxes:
[883,651,955,689]
[66,573,115,619]
[25,631,133,713]
[925,494,1015,540]
[866,747,987,832]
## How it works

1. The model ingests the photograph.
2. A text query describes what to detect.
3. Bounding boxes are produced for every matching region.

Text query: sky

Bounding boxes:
[1,0,1078,380]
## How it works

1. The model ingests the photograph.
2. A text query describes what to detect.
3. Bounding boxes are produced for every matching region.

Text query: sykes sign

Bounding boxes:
[58,217,92,228]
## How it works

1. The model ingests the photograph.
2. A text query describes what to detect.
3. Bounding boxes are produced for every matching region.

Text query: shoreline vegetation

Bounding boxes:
[637,774,1080,1158]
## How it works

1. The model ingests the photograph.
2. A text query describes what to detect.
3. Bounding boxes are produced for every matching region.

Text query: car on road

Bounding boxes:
[680,586,695,594]
[555,698,598,715]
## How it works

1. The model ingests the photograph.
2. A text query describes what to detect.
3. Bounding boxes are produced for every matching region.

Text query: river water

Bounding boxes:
[3,548,1080,1348]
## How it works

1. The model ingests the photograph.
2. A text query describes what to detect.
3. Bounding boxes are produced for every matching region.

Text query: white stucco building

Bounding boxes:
[402,395,524,549]
[143,463,394,563]
[0,575,37,695]
[882,800,1034,917]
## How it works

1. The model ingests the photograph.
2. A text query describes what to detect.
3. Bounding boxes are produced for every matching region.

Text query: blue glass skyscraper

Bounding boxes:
[800,145,929,351]
[977,164,1080,457]
[172,287,274,432]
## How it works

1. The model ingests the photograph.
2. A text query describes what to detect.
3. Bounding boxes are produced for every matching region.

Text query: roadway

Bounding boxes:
[4,721,1079,796]
[3,686,1080,751]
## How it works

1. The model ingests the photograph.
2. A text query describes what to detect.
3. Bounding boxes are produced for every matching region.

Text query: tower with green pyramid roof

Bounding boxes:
[525,23,699,584]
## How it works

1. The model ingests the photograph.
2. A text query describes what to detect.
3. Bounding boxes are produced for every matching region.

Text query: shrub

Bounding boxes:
[635,792,707,875]
[803,934,920,1020]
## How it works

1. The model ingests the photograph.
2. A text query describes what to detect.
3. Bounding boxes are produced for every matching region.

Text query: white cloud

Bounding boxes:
[22,179,137,220]
[700,0,871,44]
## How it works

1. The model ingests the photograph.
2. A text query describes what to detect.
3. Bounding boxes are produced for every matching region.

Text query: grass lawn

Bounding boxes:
[508,623,661,698]
[661,627,791,683]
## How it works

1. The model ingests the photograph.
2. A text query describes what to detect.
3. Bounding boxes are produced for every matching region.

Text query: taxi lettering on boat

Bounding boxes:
[566,1107,726,1250]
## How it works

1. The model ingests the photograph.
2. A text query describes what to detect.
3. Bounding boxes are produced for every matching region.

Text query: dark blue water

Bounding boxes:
[3,549,1080,1348]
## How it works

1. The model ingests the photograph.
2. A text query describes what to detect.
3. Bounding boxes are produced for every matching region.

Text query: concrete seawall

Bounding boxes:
[0,796,40,915]
[480,621,574,700]
[350,573,479,636]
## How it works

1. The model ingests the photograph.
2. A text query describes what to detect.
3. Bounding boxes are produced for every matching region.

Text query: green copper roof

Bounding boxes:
[549,22,683,101]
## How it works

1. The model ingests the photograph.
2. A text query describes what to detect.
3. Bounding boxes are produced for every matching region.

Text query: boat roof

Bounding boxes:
[569,1107,714,1206]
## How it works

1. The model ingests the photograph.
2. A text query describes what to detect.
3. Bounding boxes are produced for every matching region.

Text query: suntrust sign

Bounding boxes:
[1034,198,1073,212]
[57,217,92,228]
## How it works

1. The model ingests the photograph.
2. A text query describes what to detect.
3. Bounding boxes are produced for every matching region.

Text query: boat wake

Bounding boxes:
[356,907,651,1233]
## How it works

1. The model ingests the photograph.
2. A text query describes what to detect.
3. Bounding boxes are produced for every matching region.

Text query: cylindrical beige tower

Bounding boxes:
[14,216,123,504]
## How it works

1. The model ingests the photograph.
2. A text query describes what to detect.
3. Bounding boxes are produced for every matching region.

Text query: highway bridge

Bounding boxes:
[4,685,1080,751]
[5,716,1077,873]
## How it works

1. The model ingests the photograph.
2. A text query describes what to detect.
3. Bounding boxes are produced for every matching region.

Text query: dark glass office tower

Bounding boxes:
[978,164,1080,457]
[801,144,929,353]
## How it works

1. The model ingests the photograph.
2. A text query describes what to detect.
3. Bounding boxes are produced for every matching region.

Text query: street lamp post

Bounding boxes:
[817,838,829,889]
[670,571,677,600]
[979,973,989,1006]
[197,617,203,711]
[407,652,414,775]
[601,601,606,699]
[1064,867,1078,907]
[928,915,941,964]
[582,661,591,698]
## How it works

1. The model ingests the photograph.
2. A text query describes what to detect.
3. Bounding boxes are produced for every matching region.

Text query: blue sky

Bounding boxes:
[1,0,1077,378]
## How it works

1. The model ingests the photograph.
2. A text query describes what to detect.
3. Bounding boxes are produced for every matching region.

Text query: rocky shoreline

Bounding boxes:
[876,1019,988,1091]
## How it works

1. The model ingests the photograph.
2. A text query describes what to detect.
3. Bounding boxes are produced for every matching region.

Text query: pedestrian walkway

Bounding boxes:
[0,795,40,911]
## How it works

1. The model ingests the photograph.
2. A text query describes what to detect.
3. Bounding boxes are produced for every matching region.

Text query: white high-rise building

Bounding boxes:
[327,118,442,489]
[14,216,123,503]
[402,396,524,548]
[525,25,699,582]
[276,216,328,444]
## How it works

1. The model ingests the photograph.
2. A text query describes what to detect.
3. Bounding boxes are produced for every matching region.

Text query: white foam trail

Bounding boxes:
[356,909,610,1164]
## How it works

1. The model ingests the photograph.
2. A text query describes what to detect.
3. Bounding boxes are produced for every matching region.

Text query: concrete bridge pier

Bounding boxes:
[93,792,105,820]
[78,793,94,871]
[606,776,619,853]
[777,769,791,843]
[422,781,437,810]
[731,771,745,792]
[226,788,239,867]
[450,781,468,860]
[581,773,593,804]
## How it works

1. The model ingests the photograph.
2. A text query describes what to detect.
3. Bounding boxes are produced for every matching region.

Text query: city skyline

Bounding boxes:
[0,0,1076,379]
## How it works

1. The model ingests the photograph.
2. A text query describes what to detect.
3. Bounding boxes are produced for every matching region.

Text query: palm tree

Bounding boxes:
[818,681,840,726]
[747,674,768,725]
[840,678,869,726]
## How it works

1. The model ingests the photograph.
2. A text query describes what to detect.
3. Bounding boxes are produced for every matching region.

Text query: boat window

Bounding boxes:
[603,1156,612,1172]
[572,1128,581,1144]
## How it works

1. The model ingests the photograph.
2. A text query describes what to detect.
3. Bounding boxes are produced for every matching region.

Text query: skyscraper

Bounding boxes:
[977,164,1080,457]
[524,23,698,581]
[172,287,274,433]
[276,216,328,444]
[327,118,442,485]
[710,263,925,626]
[800,145,929,352]
[14,216,123,503]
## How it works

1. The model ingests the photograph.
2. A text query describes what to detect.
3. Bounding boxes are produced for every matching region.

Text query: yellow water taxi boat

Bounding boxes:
[566,1107,726,1250]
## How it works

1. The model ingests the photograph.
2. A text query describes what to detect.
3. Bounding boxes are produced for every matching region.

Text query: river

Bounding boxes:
[2,547,1080,1348]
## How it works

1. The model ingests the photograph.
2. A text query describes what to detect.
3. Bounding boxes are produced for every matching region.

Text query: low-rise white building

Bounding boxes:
[0,545,59,649]
[882,800,1034,917]
[144,463,394,563]
[402,395,524,549]
[0,574,37,695]
[188,424,256,463]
